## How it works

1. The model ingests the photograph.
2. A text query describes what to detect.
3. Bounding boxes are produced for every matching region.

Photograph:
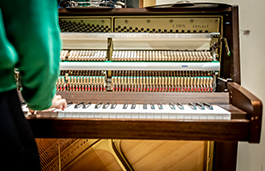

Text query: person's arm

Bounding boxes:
[0,0,61,110]
[29,95,67,114]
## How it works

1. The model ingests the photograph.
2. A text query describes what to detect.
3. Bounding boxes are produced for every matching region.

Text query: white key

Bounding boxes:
[154,104,163,119]
[212,105,231,120]
[64,104,75,118]
[166,105,177,119]
[131,104,139,119]
[101,103,111,118]
[146,104,154,119]
[138,104,146,119]
[109,103,119,119]
[78,103,92,118]
[85,104,96,118]
[115,104,124,119]
[123,104,132,119]
[72,106,81,118]
[55,108,65,118]
[160,104,170,119]
[94,103,103,118]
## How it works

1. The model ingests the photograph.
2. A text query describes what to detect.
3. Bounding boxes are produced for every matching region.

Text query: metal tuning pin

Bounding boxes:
[196,102,205,110]
[95,102,102,109]
[177,102,184,110]
[143,103,147,110]
[103,102,110,109]
[151,103,155,110]
[111,103,117,109]
[83,102,91,109]
[74,102,84,108]
[131,103,136,109]
[158,103,163,110]
[188,102,197,110]
[123,103,128,109]
[169,102,176,110]
[203,102,213,110]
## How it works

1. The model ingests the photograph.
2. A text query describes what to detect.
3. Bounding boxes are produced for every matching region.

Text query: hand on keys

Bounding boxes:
[29,95,67,114]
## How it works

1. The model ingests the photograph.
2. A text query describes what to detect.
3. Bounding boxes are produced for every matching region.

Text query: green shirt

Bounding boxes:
[0,0,61,110]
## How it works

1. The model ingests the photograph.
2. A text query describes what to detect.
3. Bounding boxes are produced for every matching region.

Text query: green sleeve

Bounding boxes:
[0,0,61,110]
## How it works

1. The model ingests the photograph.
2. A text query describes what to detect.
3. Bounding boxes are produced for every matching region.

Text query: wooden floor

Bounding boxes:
[36,138,206,171]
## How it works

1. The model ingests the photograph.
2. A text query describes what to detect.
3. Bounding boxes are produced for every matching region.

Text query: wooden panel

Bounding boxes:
[143,0,156,7]
[219,104,247,119]
[121,140,206,171]
[228,82,263,143]
[231,6,240,84]
[56,91,230,104]
[213,141,238,171]
[28,119,250,141]
[139,0,143,8]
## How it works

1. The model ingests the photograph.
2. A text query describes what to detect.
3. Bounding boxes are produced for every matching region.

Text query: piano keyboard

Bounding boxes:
[22,102,231,120]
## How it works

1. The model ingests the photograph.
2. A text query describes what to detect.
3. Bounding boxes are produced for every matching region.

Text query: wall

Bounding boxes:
[156,1,265,170]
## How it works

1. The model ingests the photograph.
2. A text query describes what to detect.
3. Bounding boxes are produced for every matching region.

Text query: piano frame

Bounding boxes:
[25,4,262,171]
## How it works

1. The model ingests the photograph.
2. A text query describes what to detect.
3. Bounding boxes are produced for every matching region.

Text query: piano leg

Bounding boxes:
[213,141,238,171]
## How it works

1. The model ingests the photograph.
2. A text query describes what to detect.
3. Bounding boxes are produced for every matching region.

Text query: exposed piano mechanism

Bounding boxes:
[56,32,220,93]
[21,3,262,171]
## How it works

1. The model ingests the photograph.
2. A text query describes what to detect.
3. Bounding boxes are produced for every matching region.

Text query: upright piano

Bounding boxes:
[23,3,262,171]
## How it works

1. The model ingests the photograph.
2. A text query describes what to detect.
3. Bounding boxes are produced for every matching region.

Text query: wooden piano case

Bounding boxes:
[25,3,262,171]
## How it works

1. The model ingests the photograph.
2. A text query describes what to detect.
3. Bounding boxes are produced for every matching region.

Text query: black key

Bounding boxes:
[151,103,155,110]
[103,102,110,109]
[196,102,205,110]
[75,102,84,108]
[67,102,73,108]
[143,103,147,110]
[123,103,128,109]
[203,102,213,110]
[188,102,197,110]
[177,102,184,110]
[131,103,136,109]
[95,102,102,109]
[169,102,176,110]
[111,103,117,109]
[158,103,163,110]
[83,102,91,109]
